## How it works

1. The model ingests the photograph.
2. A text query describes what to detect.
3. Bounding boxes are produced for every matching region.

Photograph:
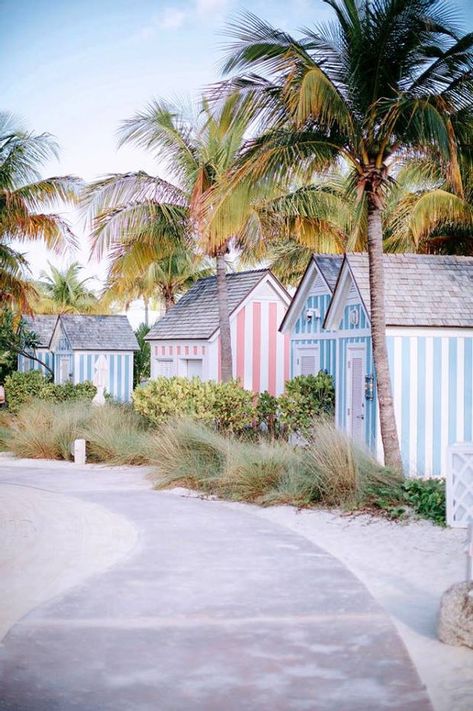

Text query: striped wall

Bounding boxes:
[74,351,133,402]
[231,297,287,395]
[386,331,473,477]
[18,350,54,375]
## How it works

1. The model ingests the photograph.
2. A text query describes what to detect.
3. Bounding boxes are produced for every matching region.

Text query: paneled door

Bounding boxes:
[347,345,365,445]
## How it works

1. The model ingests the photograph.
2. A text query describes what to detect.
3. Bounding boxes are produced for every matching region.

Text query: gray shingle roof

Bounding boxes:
[346,253,473,327]
[314,255,343,291]
[146,270,271,340]
[22,315,58,347]
[60,315,139,350]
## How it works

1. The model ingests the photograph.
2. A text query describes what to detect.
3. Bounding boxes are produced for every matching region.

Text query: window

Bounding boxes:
[186,359,203,379]
[296,346,320,376]
[156,358,174,377]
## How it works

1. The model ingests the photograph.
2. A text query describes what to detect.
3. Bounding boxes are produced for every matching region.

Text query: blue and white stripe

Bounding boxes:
[75,352,133,402]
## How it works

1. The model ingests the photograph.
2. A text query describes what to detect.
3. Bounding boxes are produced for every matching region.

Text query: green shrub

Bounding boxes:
[279,372,335,432]
[211,380,254,433]
[4,370,96,413]
[401,478,446,525]
[256,390,280,438]
[4,370,49,414]
[133,377,254,433]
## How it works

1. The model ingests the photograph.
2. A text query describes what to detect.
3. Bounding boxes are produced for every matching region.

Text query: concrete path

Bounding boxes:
[0,457,432,710]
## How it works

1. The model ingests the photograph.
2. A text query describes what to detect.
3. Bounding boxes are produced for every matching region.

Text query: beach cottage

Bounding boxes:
[281,253,473,477]
[19,314,138,402]
[146,269,291,395]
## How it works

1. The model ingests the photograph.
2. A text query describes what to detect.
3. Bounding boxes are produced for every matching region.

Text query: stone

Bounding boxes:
[438,581,473,649]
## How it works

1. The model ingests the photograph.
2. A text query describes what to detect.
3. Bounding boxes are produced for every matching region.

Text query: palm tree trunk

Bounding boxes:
[215,251,233,382]
[143,298,149,326]
[366,198,403,473]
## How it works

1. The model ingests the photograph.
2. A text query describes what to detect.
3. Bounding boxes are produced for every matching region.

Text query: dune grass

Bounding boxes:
[1,400,443,522]
[150,418,402,511]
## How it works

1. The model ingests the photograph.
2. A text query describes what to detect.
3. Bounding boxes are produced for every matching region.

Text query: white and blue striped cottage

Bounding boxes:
[281,253,473,477]
[19,314,138,402]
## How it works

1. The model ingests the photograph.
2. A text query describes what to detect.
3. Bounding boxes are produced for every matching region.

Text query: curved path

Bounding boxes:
[0,457,432,711]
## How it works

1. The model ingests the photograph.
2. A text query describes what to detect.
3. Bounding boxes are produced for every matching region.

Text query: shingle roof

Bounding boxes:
[22,315,58,347]
[59,315,139,350]
[314,255,343,291]
[146,270,271,340]
[346,253,473,327]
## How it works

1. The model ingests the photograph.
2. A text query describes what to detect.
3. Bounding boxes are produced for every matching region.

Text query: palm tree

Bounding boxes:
[218,0,473,470]
[0,243,37,310]
[35,262,100,314]
[0,113,81,310]
[85,95,276,381]
[103,241,212,317]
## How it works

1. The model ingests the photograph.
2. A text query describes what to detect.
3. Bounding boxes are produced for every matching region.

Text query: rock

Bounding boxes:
[438,581,473,649]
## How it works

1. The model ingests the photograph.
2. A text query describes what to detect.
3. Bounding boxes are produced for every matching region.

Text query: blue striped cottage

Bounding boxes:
[19,315,138,402]
[280,253,473,477]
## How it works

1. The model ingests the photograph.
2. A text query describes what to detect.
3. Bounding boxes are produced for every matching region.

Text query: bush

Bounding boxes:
[4,370,49,414]
[83,405,150,465]
[401,478,446,526]
[4,370,96,413]
[256,391,280,438]
[279,372,335,432]
[133,377,254,433]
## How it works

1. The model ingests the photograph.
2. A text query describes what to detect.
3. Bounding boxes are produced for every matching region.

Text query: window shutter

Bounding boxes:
[300,354,316,376]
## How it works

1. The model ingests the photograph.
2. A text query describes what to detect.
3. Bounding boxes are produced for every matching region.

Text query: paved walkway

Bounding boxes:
[0,458,432,710]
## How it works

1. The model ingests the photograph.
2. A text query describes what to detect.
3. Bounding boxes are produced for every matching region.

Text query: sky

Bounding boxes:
[1,0,473,317]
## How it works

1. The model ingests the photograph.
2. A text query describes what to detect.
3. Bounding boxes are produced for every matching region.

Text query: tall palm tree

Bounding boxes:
[0,113,81,310]
[218,0,473,470]
[35,262,100,314]
[85,95,276,381]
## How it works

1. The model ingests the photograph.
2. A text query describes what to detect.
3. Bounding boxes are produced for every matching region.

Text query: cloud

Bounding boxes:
[158,7,187,29]
[135,0,229,40]
[195,0,228,15]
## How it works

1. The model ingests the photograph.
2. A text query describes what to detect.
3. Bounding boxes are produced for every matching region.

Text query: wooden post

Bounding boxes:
[73,439,87,465]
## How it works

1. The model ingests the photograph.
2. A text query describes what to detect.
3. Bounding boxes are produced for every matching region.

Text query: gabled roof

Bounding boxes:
[314,255,343,291]
[59,315,139,350]
[146,269,288,341]
[22,315,58,347]
[326,253,473,328]
[279,254,343,333]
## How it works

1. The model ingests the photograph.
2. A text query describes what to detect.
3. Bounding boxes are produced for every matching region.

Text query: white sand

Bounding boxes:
[0,483,138,641]
[230,503,473,711]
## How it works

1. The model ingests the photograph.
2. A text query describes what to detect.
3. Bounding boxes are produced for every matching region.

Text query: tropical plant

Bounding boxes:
[133,323,151,386]
[0,112,81,308]
[85,96,296,381]
[104,241,212,316]
[218,0,473,469]
[35,262,100,314]
[0,308,52,378]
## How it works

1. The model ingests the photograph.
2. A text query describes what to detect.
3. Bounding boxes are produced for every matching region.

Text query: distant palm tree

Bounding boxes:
[0,112,81,308]
[104,242,212,319]
[36,262,99,314]
[220,0,473,470]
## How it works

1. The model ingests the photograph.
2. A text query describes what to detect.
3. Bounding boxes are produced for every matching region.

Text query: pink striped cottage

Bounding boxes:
[145,269,291,395]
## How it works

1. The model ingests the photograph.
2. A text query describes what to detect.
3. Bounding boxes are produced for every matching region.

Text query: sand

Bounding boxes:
[0,482,138,641]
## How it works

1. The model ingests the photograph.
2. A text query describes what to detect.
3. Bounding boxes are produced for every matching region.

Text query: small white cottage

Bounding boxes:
[19,314,138,402]
[146,269,291,395]
[281,253,473,477]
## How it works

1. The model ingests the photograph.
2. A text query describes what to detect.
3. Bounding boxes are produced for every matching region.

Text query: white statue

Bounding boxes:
[92,354,109,406]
